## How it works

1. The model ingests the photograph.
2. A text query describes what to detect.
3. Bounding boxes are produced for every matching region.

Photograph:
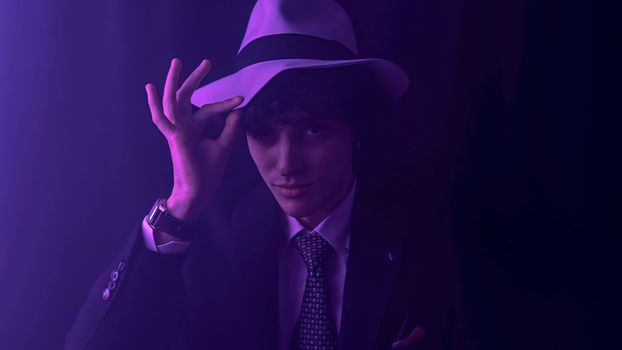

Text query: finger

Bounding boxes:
[217,109,243,150]
[145,83,174,135]
[392,326,426,348]
[163,58,182,123]
[195,95,244,125]
[177,59,211,104]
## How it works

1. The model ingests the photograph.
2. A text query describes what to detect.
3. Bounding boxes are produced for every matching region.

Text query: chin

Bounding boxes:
[275,196,316,218]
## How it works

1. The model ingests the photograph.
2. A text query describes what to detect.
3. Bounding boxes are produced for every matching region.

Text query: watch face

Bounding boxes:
[148,198,164,224]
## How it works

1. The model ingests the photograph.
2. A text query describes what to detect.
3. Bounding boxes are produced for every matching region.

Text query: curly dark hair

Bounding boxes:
[241,64,393,141]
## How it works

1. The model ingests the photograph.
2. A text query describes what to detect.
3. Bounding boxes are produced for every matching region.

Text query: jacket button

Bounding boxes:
[102,288,111,301]
[117,260,126,271]
[108,280,117,291]
[110,269,120,282]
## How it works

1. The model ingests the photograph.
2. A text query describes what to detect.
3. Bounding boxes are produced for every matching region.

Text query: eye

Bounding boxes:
[305,126,324,135]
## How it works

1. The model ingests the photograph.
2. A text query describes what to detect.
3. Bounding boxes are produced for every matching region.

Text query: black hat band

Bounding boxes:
[235,33,358,71]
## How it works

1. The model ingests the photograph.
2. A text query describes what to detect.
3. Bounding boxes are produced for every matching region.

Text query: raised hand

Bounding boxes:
[145,58,244,226]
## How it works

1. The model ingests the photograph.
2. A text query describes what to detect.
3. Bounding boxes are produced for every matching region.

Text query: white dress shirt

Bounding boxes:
[141,179,356,350]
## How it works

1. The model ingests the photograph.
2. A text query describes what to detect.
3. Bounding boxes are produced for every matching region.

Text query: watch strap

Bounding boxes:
[147,198,194,240]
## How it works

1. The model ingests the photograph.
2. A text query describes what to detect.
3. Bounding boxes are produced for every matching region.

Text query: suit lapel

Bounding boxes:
[337,172,407,349]
[229,182,283,350]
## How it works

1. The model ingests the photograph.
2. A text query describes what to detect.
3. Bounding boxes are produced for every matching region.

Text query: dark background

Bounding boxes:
[0,0,608,348]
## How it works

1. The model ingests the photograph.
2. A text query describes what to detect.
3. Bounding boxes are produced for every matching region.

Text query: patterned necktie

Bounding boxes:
[289,230,338,350]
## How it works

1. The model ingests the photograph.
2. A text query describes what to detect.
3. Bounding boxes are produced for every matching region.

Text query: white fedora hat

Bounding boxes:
[190,0,410,110]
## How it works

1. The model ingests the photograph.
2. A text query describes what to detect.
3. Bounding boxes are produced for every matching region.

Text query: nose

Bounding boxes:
[276,134,303,176]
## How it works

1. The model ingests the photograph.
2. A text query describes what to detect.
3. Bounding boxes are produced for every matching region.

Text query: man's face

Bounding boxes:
[246,103,356,224]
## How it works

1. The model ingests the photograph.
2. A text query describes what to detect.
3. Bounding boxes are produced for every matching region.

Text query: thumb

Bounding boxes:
[195,96,244,126]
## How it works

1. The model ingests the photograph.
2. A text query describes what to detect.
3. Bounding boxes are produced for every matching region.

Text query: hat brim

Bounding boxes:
[190,58,410,110]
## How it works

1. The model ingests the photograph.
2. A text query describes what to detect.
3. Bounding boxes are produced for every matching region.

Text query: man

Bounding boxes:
[66,1,474,349]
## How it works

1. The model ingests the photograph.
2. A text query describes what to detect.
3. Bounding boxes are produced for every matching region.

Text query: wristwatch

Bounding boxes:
[147,198,194,240]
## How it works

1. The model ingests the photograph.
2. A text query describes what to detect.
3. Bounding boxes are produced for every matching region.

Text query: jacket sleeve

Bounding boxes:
[141,215,192,254]
[65,220,188,350]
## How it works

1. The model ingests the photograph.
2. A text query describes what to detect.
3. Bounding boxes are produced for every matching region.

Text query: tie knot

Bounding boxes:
[294,230,333,274]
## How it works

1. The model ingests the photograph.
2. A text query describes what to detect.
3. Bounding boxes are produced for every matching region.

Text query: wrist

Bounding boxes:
[147,197,197,241]
[166,193,208,223]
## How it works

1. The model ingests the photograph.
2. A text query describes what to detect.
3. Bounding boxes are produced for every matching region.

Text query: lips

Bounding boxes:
[273,182,313,198]
[274,183,312,189]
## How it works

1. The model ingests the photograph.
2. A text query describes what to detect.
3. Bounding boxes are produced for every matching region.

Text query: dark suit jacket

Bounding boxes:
[66,167,476,349]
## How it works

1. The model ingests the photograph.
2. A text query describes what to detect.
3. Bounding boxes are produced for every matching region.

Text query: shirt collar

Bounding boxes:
[285,177,357,257]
